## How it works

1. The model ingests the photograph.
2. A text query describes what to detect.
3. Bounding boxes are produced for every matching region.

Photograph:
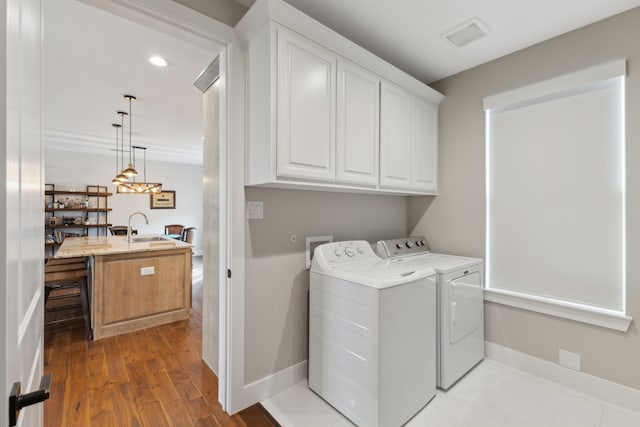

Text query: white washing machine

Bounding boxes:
[377,237,484,390]
[309,241,437,427]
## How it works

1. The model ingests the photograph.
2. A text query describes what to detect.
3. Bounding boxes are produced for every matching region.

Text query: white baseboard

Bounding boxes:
[485,341,640,411]
[244,360,308,406]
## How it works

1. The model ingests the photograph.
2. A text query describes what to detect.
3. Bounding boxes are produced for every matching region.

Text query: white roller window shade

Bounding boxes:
[485,60,625,312]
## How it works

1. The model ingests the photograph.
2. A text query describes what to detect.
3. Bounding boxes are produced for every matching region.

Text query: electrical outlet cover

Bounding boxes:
[559,349,581,371]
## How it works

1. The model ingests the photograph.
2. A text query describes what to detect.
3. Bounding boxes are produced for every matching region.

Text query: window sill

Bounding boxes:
[484,288,633,332]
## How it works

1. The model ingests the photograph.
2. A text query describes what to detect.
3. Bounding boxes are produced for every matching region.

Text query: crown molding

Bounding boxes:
[44,129,203,165]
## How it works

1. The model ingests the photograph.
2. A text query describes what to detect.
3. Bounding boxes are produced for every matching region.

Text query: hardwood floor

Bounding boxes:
[44,261,277,427]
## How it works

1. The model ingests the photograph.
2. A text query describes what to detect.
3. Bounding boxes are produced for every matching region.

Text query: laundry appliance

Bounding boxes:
[309,240,437,427]
[377,237,484,390]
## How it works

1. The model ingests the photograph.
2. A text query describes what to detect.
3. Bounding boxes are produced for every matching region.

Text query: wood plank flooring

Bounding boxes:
[44,264,277,427]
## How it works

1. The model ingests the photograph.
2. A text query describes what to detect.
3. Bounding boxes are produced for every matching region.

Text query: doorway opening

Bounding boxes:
[41,0,231,424]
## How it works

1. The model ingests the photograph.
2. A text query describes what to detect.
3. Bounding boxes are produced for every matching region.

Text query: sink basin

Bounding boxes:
[127,236,170,243]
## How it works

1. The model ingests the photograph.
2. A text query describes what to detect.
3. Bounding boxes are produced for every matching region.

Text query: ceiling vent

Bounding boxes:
[442,17,490,48]
[193,57,220,94]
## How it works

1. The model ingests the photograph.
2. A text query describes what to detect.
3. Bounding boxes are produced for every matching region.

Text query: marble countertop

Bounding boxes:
[55,235,192,258]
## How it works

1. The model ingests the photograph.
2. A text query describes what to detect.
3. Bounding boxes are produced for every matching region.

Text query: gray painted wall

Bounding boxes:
[244,187,408,383]
[410,8,640,389]
[172,0,248,27]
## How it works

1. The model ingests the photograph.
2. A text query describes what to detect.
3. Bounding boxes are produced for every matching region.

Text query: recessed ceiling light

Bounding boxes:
[149,56,170,67]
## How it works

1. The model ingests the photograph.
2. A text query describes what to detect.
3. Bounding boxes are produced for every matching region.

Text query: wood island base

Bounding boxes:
[91,247,192,340]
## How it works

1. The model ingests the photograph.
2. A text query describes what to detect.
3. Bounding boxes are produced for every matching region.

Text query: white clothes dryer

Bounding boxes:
[309,241,437,427]
[377,237,484,390]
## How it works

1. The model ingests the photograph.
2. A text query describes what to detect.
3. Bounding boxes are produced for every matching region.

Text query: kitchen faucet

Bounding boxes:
[128,211,149,243]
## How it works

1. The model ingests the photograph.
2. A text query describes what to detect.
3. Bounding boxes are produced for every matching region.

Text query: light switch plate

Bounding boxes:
[246,201,264,219]
[140,266,155,276]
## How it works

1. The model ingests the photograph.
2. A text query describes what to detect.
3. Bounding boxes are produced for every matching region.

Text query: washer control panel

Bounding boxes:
[377,236,431,259]
[312,240,377,266]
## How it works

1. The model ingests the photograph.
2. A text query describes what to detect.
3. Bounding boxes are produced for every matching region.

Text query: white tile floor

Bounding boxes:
[262,360,640,427]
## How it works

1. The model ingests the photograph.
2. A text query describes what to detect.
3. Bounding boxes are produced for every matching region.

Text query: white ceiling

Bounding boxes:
[43,0,220,165]
[45,0,640,165]
[280,0,640,83]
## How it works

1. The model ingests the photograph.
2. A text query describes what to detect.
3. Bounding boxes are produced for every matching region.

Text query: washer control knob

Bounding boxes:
[406,241,414,248]
[356,247,364,254]
[396,243,403,249]
[345,247,355,257]
[334,249,342,257]
[421,239,427,246]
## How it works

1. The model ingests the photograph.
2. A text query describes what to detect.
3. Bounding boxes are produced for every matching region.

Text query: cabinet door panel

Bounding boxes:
[412,98,438,192]
[102,254,186,324]
[336,60,379,185]
[277,30,336,180]
[380,82,412,188]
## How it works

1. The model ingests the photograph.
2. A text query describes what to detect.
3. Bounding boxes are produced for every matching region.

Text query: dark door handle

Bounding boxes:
[9,374,52,426]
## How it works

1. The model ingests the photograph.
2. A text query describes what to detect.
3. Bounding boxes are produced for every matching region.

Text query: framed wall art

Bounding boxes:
[150,190,176,209]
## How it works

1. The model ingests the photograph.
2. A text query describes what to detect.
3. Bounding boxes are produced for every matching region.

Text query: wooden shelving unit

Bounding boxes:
[44,184,112,256]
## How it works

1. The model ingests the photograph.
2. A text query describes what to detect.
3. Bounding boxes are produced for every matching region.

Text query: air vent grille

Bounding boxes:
[442,17,489,48]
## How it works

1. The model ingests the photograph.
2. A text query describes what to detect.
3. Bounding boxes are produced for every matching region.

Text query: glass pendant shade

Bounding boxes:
[122,164,137,177]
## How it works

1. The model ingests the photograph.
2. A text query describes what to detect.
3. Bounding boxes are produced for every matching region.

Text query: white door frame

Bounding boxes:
[73,0,249,413]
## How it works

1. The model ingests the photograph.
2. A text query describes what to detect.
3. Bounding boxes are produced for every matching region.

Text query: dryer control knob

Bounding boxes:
[421,239,426,245]
[345,247,355,257]
[396,243,403,249]
[334,249,342,257]
[356,247,364,254]
[406,241,414,248]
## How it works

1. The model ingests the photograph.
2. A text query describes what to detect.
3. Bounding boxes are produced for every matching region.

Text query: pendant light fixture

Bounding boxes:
[111,122,124,185]
[121,95,138,177]
[114,111,129,182]
[110,94,163,194]
[117,146,162,193]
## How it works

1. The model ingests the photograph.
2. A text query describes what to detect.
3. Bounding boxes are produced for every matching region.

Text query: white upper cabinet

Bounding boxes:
[239,0,443,195]
[412,98,438,192]
[380,81,413,188]
[276,30,336,181]
[336,60,379,186]
[380,81,438,192]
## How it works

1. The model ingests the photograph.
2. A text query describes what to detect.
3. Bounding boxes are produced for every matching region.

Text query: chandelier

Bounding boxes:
[111,94,162,193]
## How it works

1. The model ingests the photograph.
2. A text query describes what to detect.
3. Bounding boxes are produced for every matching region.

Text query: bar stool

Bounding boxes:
[109,226,136,236]
[181,227,196,243]
[164,224,184,237]
[44,257,92,340]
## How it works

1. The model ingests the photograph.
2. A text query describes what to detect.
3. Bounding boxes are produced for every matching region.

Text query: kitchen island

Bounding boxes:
[56,235,192,340]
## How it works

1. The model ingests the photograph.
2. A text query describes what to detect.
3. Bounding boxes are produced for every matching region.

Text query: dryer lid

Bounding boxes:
[403,254,482,274]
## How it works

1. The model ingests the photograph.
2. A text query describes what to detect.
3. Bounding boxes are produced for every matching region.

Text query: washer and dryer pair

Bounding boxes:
[309,237,484,427]
[376,236,484,390]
